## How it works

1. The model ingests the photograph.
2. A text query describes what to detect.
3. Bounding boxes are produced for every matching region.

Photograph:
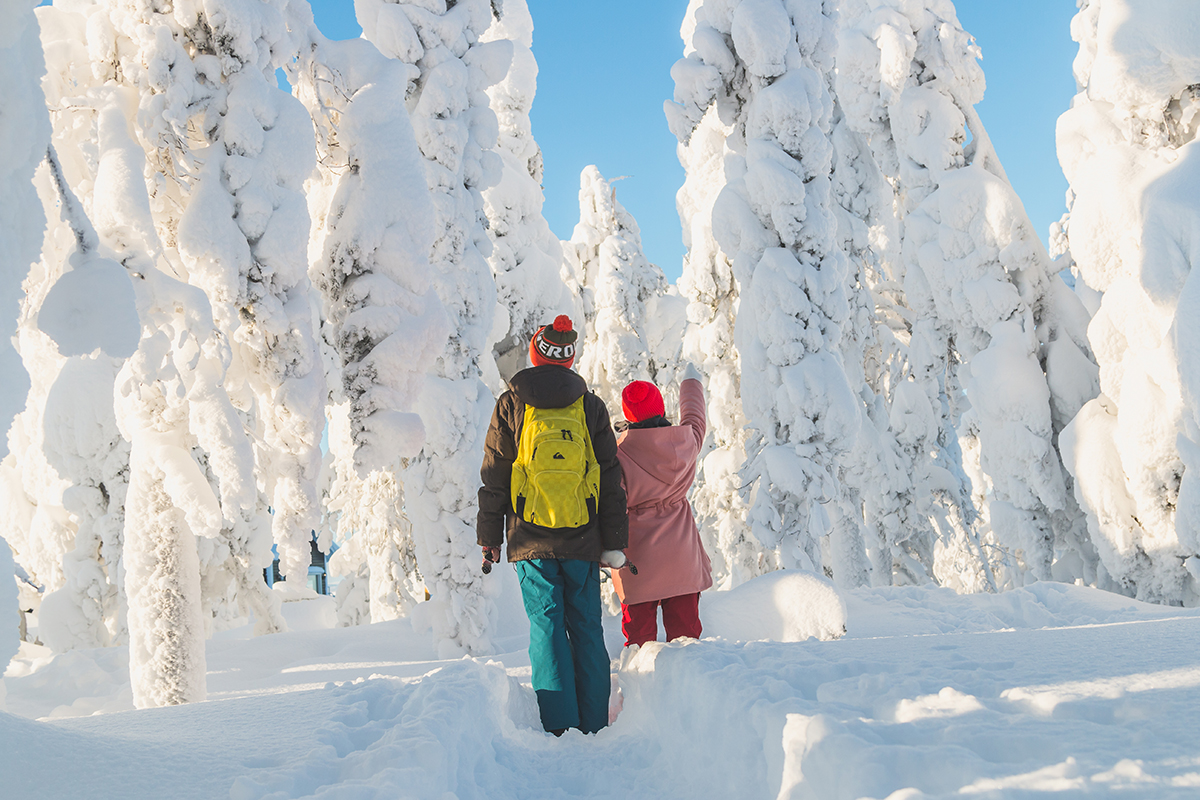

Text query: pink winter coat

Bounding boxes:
[611,378,713,606]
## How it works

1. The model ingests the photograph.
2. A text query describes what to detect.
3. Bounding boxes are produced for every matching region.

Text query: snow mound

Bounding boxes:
[702,569,847,642]
[229,661,541,800]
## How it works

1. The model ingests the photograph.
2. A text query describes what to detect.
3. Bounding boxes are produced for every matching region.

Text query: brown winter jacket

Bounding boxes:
[477,365,628,562]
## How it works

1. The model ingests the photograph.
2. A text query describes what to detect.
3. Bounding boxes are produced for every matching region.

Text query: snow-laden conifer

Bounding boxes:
[358,0,509,654]
[0,0,48,462]
[93,0,327,589]
[668,4,762,588]
[1057,0,1200,603]
[568,166,681,413]
[0,6,140,651]
[480,0,579,384]
[667,0,864,580]
[287,5,448,623]
[835,0,1098,587]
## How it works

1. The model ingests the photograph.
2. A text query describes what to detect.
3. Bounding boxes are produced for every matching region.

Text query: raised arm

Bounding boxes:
[679,363,707,455]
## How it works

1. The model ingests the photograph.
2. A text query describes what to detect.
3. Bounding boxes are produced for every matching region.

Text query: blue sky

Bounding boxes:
[312,1,1079,282]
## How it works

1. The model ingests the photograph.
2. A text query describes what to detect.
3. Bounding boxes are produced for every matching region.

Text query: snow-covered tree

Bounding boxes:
[0,0,48,463]
[667,0,865,581]
[357,0,509,655]
[835,0,1098,588]
[91,0,327,591]
[480,0,579,384]
[568,166,681,412]
[667,3,762,589]
[1057,0,1200,604]
[287,7,448,624]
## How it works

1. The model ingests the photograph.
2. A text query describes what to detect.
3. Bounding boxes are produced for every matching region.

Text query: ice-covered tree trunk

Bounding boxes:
[288,6,448,624]
[668,0,865,580]
[480,0,579,384]
[835,0,1098,588]
[1058,0,1200,604]
[568,166,679,412]
[358,0,508,655]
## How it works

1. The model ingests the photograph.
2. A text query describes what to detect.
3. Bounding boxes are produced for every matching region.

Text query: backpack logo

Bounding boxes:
[511,397,600,528]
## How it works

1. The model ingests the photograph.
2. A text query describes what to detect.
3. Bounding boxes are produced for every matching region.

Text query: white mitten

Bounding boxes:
[681,362,703,384]
[600,549,627,569]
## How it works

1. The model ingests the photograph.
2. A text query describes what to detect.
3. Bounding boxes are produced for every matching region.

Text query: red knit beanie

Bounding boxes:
[530,315,577,368]
[622,380,664,423]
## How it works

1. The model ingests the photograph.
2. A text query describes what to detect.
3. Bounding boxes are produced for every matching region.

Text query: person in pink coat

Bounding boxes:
[611,363,713,647]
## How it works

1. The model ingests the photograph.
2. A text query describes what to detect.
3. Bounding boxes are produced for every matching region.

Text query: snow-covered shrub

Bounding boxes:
[1057,0,1200,604]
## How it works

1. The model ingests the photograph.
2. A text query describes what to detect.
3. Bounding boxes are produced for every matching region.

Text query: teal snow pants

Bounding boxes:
[516,559,611,734]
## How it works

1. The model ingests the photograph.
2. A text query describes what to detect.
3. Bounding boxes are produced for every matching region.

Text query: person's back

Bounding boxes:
[476,316,628,736]
[479,364,626,562]
[612,369,712,645]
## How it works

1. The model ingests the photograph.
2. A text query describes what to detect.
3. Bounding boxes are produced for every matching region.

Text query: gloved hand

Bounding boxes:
[681,362,703,384]
[482,546,501,574]
[600,549,627,569]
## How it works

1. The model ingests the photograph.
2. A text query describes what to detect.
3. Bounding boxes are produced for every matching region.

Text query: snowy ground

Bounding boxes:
[4,573,1200,799]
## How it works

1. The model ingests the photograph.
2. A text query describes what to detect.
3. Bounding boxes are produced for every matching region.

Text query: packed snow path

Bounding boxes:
[5,580,1200,798]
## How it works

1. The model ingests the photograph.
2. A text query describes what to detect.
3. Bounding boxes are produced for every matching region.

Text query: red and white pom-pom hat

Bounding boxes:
[530,315,578,368]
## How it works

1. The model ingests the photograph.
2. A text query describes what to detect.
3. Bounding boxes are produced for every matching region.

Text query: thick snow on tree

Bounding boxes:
[18,2,289,653]
[288,6,448,623]
[667,0,865,581]
[835,0,1099,588]
[0,0,47,463]
[669,3,762,589]
[568,166,681,412]
[358,0,510,655]
[91,0,327,588]
[479,0,579,384]
[1057,0,1200,604]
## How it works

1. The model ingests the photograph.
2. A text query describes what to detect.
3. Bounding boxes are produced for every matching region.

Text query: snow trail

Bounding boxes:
[7,581,1200,799]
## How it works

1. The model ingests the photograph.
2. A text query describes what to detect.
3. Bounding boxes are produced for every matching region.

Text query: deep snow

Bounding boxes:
[4,573,1200,799]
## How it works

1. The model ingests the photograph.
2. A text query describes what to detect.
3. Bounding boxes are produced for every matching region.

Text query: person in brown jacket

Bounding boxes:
[476,316,628,735]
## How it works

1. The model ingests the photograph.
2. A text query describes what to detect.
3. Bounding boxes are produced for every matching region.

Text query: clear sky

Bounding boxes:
[308,1,1080,283]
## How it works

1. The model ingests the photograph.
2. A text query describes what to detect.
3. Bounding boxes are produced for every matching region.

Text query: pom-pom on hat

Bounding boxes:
[530,315,578,368]
[622,380,665,423]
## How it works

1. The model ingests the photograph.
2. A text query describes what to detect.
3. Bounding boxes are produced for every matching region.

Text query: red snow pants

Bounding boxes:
[621,592,702,647]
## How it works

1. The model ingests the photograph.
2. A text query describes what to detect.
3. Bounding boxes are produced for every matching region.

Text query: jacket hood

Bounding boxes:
[509,365,587,409]
[617,426,695,494]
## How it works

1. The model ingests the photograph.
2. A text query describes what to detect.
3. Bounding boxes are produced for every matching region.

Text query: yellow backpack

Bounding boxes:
[511,397,601,528]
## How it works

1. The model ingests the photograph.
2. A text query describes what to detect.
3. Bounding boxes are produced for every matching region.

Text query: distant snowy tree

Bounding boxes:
[287,6,448,623]
[480,0,579,384]
[835,0,1098,588]
[358,0,509,655]
[1057,0,1200,604]
[668,0,870,581]
[568,166,680,412]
